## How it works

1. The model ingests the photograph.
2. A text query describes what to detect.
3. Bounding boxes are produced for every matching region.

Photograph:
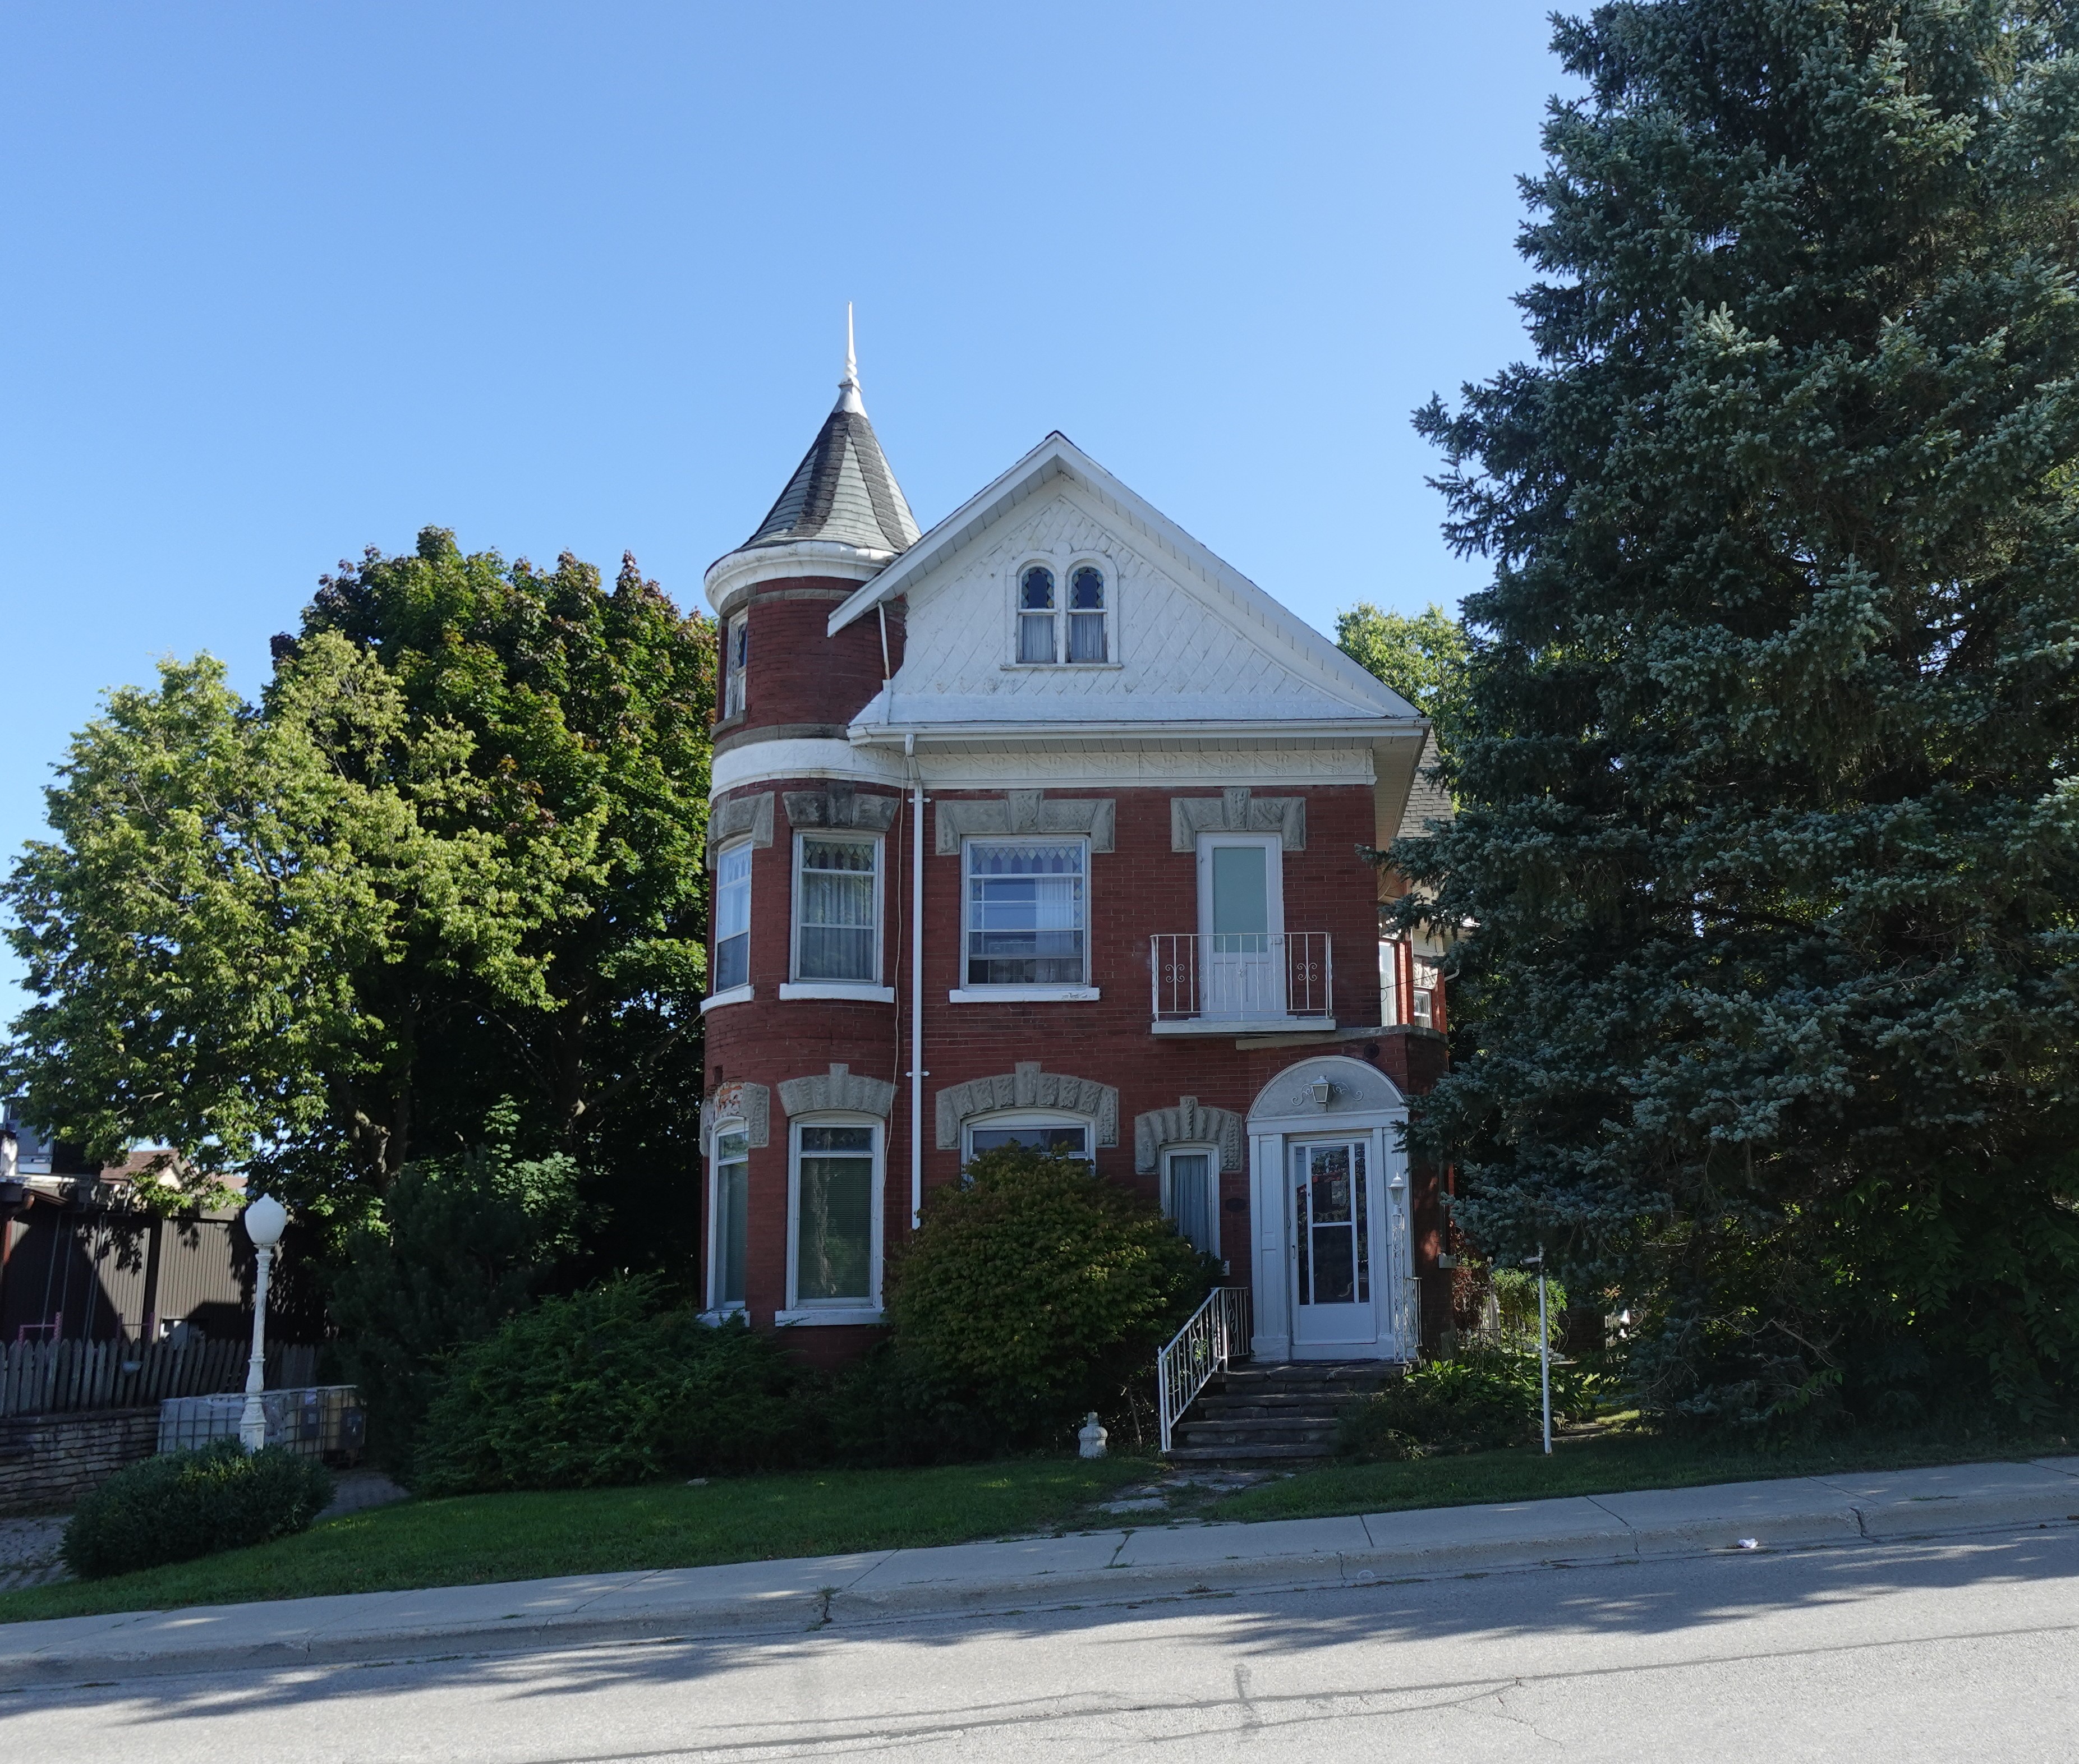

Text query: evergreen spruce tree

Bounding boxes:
[1399,1,2079,1424]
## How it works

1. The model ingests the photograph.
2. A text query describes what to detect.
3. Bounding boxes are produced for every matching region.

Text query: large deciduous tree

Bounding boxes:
[1396,2,2079,1424]
[4,529,715,1251]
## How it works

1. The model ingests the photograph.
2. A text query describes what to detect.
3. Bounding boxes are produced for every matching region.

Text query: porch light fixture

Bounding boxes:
[1307,1074,1335,1107]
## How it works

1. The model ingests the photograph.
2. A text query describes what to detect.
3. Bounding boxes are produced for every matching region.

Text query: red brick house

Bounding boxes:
[698,343,1452,1371]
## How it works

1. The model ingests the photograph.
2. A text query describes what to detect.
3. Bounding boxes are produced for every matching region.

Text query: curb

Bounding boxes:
[3,1493,2075,1691]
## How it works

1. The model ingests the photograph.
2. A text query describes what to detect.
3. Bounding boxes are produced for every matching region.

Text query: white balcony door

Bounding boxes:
[1290,1138,1381,1350]
[1197,834,1282,1019]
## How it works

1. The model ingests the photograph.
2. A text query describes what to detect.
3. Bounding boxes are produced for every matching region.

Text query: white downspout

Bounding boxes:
[907,732,924,1228]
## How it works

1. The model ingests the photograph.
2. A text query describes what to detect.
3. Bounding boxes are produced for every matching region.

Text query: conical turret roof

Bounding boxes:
[739,315,919,556]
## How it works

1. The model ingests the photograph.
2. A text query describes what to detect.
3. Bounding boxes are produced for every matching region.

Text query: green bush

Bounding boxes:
[1339,1344,1586,1461]
[411,1274,812,1493]
[326,1110,577,1471]
[885,1146,1216,1453]
[62,1441,335,1580]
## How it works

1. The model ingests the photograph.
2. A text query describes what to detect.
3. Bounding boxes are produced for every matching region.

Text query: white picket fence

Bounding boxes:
[0,1335,318,1418]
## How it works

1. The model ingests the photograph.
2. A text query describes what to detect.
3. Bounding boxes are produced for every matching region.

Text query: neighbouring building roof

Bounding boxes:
[739,324,919,556]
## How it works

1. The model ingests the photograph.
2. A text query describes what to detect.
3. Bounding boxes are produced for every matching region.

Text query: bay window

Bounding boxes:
[783,1118,882,1320]
[712,841,752,994]
[793,835,880,983]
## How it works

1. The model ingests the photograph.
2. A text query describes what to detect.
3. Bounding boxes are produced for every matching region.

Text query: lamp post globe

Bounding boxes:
[238,1194,288,1451]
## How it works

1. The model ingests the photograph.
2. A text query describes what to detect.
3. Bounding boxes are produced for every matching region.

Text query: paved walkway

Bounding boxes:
[3,1456,2076,1687]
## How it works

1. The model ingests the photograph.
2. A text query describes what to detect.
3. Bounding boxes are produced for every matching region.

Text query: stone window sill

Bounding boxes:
[774,1307,885,1328]
[700,984,755,1015]
[948,987,1101,1004]
[779,982,896,1003]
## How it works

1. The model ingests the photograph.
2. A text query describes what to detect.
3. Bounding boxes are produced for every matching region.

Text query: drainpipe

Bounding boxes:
[907,732,925,1228]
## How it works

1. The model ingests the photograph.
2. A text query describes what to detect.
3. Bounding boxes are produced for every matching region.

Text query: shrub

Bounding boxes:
[326,1109,577,1471]
[1339,1344,1583,1461]
[62,1441,335,1579]
[411,1274,812,1493]
[885,1146,1216,1453]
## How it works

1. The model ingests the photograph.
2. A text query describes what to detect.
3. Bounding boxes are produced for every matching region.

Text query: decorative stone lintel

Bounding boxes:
[707,791,775,862]
[776,1063,896,1120]
[935,791,1116,856]
[935,1061,1120,1150]
[699,1081,770,1155]
[1169,788,1306,851]
[1133,1097,1245,1175]
[782,785,900,833]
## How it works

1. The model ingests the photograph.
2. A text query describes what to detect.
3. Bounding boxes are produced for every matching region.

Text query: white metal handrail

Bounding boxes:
[1156,1285,1253,1453]
[1149,932,1333,1023]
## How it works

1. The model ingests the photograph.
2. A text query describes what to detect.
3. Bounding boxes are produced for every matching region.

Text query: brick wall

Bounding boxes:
[0,1408,159,1516]
[701,775,1446,1341]
[712,583,902,740]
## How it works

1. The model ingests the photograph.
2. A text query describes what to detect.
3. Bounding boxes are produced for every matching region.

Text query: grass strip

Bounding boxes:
[1214,1424,2076,1524]
[0,1454,1151,1626]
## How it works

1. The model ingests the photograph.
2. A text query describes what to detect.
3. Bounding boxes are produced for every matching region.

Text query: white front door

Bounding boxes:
[1290,1139,1381,1351]
[1198,835,1282,1019]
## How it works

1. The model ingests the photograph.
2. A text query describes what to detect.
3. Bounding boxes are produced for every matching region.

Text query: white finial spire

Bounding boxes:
[836,302,865,413]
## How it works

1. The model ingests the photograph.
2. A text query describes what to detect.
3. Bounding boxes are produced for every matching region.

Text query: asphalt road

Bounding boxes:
[5,1527,2076,1762]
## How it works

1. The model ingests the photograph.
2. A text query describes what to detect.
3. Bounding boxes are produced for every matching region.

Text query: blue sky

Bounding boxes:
[1,2,1571,1018]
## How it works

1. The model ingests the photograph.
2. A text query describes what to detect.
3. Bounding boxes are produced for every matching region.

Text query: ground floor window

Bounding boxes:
[964,1114,1092,1167]
[1162,1146,1220,1259]
[791,1120,880,1309]
[710,1128,748,1310]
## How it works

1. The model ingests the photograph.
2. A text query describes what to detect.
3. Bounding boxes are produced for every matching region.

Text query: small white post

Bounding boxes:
[1537,1245,1552,1456]
[238,1195,288,1453]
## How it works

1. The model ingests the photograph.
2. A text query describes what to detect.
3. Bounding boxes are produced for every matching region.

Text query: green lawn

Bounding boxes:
[1215,1421,2076,1524]
[0,1455,1151,1626]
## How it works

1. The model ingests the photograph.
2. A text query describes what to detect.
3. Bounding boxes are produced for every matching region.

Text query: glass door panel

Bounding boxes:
[1291,1139,1377,1347]
[1202,840,1280,1017]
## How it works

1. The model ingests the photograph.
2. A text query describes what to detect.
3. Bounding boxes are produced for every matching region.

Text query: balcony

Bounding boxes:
[1149,932,1334,1034]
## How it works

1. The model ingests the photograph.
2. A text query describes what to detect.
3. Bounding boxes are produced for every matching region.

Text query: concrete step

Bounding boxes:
[1163,1442,1335,1463]
[1174,1426,1340,1451]
[1197,1396,1339,1421]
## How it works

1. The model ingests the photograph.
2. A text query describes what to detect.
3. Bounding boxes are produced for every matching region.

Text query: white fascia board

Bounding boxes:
[846,715,1425,746]
[826,433,1421,720]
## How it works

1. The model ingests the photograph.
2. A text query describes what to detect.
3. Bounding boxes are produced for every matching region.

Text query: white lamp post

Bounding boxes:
[239,1194,288,1452]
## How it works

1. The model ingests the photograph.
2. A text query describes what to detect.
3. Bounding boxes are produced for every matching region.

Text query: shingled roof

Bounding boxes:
[740,325,919,555]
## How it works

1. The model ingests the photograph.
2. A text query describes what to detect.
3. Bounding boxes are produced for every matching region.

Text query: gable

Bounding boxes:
[832,435,1420,733]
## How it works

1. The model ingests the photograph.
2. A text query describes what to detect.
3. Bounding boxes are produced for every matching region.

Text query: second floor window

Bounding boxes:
[1018,566,1056,663]
[795,836,879,982]
[714,842,751,991]
[1068,566,1107,661]
[964,840,1086,985]
[724,615,749,718]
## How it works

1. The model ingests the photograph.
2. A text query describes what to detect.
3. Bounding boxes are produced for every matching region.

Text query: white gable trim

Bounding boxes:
[827,432,1420,721]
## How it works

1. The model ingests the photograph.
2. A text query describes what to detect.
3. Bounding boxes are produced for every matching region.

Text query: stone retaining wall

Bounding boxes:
[0,1408,159,1516]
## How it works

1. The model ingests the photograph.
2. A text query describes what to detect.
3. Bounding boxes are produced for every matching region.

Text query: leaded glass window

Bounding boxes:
[795,837,877,982]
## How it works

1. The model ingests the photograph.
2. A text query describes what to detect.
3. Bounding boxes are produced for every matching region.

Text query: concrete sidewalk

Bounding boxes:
[4,1456,2076,1688]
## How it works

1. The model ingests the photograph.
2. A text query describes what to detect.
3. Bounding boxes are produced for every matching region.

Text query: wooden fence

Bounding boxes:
[0,1336,320,1419]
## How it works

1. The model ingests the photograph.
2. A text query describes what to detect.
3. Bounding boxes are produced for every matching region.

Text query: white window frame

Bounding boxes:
[951,834,1099,1002]
[702,1120,751,1321]
[962,1109,1097,1169]
[1004,555,1120,670]
[1161,1143,1222,1263]
[783,831,890,1000]
[723,614,749,719]
[703,837,755,1013]
[779,1112,884,1325]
